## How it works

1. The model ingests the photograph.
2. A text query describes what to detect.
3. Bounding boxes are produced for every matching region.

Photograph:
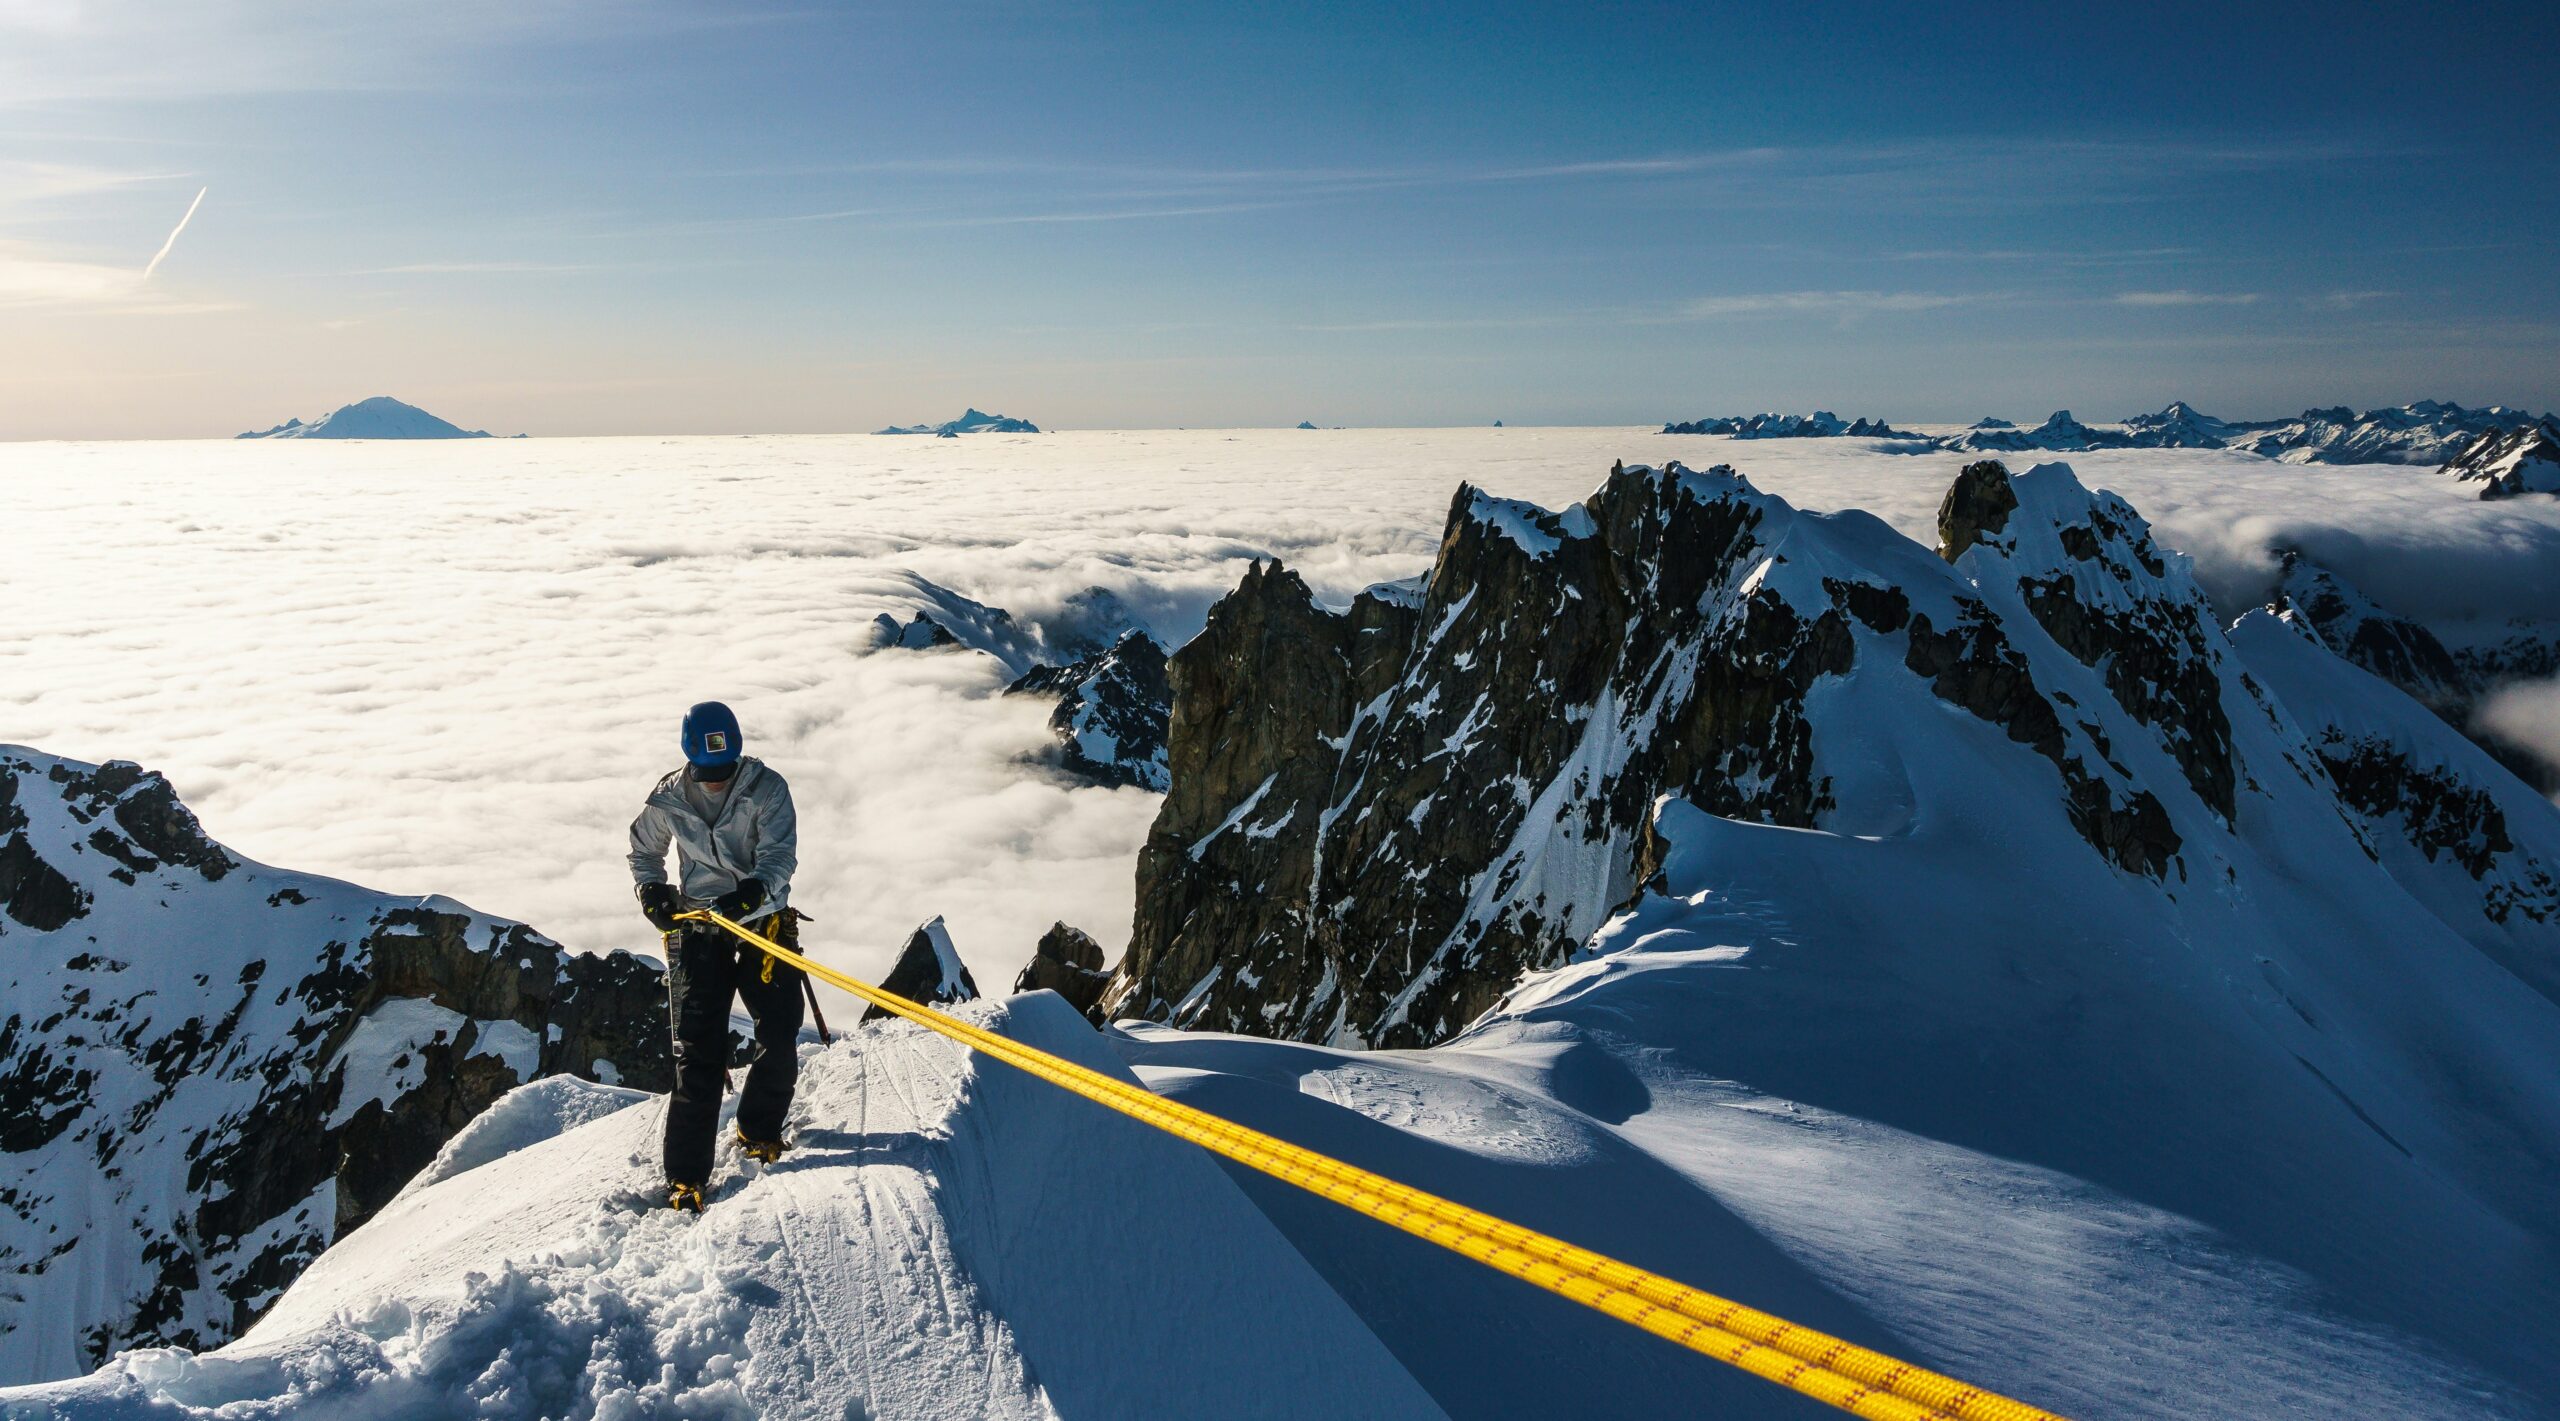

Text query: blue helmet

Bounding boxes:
[681,701,743,768]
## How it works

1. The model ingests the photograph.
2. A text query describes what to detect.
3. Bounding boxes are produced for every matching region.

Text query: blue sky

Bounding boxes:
[2,0,2553,437]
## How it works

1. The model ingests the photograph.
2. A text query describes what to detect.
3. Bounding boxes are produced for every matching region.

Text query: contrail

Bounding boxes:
[141,187,207,280]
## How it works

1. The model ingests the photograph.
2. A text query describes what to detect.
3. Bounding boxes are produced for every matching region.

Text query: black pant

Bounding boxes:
[663,914,806,1186]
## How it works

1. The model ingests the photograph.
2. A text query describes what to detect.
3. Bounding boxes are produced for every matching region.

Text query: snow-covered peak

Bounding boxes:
[236,397,493,440]
[2119,400,2236,447]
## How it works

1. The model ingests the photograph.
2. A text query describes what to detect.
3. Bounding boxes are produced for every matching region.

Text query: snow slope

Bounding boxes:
[6,995,1443,1421]
[1108,456,2560,1414]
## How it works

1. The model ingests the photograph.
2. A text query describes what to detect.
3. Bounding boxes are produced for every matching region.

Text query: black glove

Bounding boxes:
[713,878,767,920]
[637,882,681,932]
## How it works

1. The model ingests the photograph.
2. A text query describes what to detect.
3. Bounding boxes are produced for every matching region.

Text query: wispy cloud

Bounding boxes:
[141,185,204,279]
[2112,290,2262,307]
[916,200,1293,228]
[659,136,2390,240]
[357,260,607,275]
[2302,289,2398,311]
[1680,290,1989,319]
[0,248,226,312]
[1889,246,2194,265]
[0,1,785,107]
[0,158,182,205]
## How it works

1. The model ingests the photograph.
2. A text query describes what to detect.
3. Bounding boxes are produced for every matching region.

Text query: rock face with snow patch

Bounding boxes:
[0,749,669,1384]
[2271,552,2560,794]
[866,917,981,1020]
[1107,458,2560,1049]
[1004,630,1173,790]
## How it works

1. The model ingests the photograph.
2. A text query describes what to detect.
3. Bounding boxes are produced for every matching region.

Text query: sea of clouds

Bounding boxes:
[5,428,2553,985]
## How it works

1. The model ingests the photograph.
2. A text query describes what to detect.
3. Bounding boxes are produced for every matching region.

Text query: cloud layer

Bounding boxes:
[4,429,2551,987]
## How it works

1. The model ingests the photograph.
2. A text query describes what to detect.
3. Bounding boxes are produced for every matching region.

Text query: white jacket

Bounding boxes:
[628,756,797,922]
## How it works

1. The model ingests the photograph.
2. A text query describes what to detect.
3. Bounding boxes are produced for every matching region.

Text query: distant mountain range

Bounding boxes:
[237,397,497,440]
[875,408,1041,436]
[1662,411,1921,439]
[1666,399,2560,478]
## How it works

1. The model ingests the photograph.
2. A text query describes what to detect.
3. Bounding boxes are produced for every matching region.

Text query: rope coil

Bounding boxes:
[677,910,2072,1421]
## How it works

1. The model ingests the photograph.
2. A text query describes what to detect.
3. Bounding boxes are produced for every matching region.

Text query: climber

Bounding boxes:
[628,700,805,1213]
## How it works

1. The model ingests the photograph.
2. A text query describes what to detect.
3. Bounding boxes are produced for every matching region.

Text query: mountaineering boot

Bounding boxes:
[736,1126,789,1165]
[667,1181,707,1214]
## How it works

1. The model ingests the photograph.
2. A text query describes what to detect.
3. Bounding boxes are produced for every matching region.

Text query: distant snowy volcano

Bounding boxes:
[236,397,494,440]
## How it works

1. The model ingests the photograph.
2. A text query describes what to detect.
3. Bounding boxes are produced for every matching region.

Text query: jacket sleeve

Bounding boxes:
[628,798,674,887]
[752,773,798,896]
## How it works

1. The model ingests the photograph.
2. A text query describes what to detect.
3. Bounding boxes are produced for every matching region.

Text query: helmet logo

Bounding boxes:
[705,732,730,753]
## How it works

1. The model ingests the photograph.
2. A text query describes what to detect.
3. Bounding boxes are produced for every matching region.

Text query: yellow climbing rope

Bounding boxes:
[677,909,2072,1421]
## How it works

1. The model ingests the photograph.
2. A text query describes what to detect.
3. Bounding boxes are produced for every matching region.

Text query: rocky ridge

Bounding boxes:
[1104,457,2560,1049]
[0,749,669,1384]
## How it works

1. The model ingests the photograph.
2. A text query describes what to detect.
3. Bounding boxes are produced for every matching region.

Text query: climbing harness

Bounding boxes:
[676,910,2070,1421]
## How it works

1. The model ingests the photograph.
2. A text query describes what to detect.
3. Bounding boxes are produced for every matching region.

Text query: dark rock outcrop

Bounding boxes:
[1005,631,1173,790]
[1936,459,2020,562]
[0,749,669,1383]
[1012,922,1112,1021]
[865,917,981,1020]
